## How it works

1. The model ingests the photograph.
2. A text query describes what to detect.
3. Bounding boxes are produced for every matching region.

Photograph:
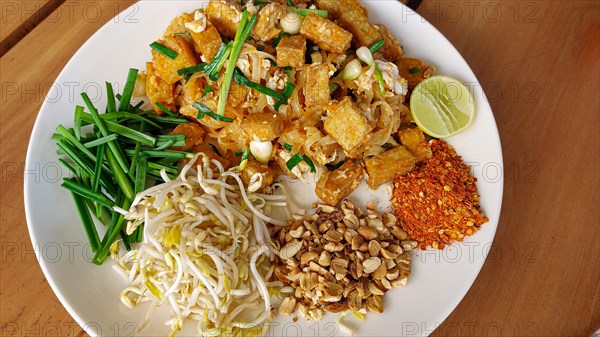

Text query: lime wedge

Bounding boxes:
[410,75,475,138]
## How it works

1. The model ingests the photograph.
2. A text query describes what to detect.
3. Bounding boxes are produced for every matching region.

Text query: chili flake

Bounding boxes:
[391,140,488,249]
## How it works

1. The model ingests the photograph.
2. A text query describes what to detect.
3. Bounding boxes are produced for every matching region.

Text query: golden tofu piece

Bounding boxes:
[205,0,242,39]
[324,97,373,154]
[152,35,198,84]
[315,0,368,20]
[169,123,206,151]
[397,58,436,91]
[376,24,404,63]
[164,12,194,38]
[303,64,330,107]
[192,143,231,168]
[241,112,285,141]
[364,146,416,189]
[179,75,208,118]
[300,13,352,54]
[228,81,249,107]
[398,127,432,162]
[316,160,364,206]
[146,62,175,116]
[252,3,285,41]
[241,158,276,191]
[189,20,223,62]
[335,5,381,49]
[276,35,307,68]
[218,122,250,153]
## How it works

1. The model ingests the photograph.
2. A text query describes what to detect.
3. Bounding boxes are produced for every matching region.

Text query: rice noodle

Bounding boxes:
[113,153,288,337]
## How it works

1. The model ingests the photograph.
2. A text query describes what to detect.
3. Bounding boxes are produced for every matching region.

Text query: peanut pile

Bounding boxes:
[273,200,417,319]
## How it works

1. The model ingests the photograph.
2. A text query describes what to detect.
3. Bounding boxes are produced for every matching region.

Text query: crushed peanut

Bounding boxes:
[274,200,415,319]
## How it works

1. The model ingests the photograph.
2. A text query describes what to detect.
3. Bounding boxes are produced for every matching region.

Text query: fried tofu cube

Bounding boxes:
[315,0,369,19]
[316,160,364,206]
[241,112,285,141]
[205,0,242,39]
[324,97,373,154]
[164,12,194,38]
[169,123,206,151]
[276,35,307,68]
[192,143,231,168]
[189,17,223,62]
[364,145,416,189]
[146,62,175,116]
[397,58,436,91]
[152,35,198,84]
[228,81,249,107]
[376,24,404,63]
[398,127,432,162]
[300,13,352,54]
[179,75,208,118]
[335,5,381,49]
[303,64,330,107]
[252,3,285,41]
[241,158,276,191]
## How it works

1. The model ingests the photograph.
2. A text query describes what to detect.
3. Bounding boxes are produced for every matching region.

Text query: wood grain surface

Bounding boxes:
[0,1,598,337]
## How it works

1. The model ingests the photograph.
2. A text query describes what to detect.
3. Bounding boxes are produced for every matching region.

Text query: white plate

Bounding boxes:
[25,1,503,336]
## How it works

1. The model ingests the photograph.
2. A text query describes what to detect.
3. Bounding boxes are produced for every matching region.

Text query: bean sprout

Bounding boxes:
[113,153,288,336]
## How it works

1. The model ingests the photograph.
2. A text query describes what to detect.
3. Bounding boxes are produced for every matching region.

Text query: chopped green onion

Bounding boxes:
[118,68,139,113]
[74,106,84,140]
[134,156,147,195]
[124,149,190,160]
[91,143,105,192]
[62,178,114,208]
[56,125,97,162]
[286,153,304,171]
[177,63,207,76]
[93,198,130,265]
[204,43,233,81]
[286,0,294,6]
[71,192,100,253]
[82,92,130,173]
[193,102,234,123]
[153,140,175,151]
[273,32,291,47]
[302,154,316,173]
[154,102,178,117]
[233,68,285,101]
[100,112,161,128]
[287,8,327,18]
[234,149,244,156]
[239,148,251,170]
[150,41,179,59]
[374,66,386,96]
[203,85,212,97]
[369,38,385,54]
[283,143,293,152]
[409,67,421,73]
[83,134,119,148]
[147,162,179,175]
[106,82,117,113]
[147,115,188,124]
[217,10,257,116]
[329,83,340,94]
[78,112,156,145]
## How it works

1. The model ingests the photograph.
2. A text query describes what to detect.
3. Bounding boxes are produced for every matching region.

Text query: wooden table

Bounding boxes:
[1,1,598,336]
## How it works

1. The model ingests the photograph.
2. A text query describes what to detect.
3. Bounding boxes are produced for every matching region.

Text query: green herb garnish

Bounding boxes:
[150,41,179,59]
[369,38,385,54]
[217,10,258,116]
[409,67,421,74]
[193,102,234,123]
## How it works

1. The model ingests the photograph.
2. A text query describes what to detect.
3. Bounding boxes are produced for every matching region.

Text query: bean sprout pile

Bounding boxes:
[112,153,289,337]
